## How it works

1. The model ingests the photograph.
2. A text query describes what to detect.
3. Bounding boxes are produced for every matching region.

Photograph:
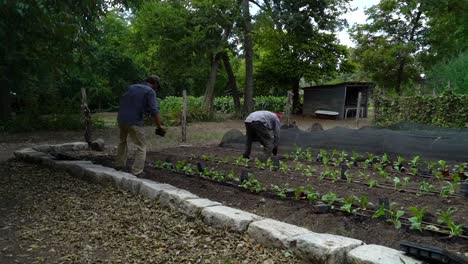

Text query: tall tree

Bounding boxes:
[350,0,426,95]
[241,0,254,115]
[252,0,352,111]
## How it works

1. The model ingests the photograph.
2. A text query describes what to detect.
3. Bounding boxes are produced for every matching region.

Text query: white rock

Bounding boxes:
[201,206,262,232]
[159,188,199,209]
[247,218,312,248]
[178,198,221,217]
[293,232,363,264]
[13,148,37,159]
[347,245,423,264]
[52,142,88,152]
[139,181,178,199]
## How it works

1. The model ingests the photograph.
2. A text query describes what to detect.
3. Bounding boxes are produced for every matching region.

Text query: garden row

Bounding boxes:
[147,148,468,239]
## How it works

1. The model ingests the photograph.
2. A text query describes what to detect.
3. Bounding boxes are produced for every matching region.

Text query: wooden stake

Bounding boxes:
[181,89,188,143]
[81,88,92,146]
[356,92,362,129]
[285,91,293,126]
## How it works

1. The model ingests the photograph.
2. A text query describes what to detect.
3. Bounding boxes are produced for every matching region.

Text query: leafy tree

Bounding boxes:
[350,0,425,95]
[252,0,353,111]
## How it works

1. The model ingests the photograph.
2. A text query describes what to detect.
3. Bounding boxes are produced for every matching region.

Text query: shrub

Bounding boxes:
[374,91,468,128]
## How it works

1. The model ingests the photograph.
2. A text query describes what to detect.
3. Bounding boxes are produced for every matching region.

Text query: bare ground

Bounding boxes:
[0,160,299,264]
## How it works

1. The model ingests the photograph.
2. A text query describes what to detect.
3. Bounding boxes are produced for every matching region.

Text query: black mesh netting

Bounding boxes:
[219,122,468,162]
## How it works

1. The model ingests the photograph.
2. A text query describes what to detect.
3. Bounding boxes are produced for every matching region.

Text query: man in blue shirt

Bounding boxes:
[116,75,165,177]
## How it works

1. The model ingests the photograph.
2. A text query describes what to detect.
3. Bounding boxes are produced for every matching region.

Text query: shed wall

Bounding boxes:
[303,86,346,117]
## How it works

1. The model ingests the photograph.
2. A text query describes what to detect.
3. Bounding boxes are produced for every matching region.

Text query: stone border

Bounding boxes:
[13,143,423,264]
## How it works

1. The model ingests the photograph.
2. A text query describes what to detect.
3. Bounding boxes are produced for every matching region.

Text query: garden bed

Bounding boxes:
[68,145,468,255]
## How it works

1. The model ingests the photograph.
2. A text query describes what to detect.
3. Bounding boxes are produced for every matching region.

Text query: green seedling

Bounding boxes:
[302,165,315,177]
[226,169,236,181]
[387,209,405,229]
[221,157,230,164]
[305,185,319,201]
[359,195,368,210]
[437,208,463,237]
[402,177,410,187]
[155,160,164,169]
[295,162,304,171]
[330,170,340,182]
[434,171,444,180]
[255,159,266,170]
[409,156,420,168]
[271,184,289,200]
[305,148,313,162]
[322,156,330,166]
[240,175,264,193]
[410,167,418,175]
[393,156,405,172]
[341,196,358,214]
[373,162,384,171]
[378,170,389,181]
[408,206,425,232]
[175,160,187,171]
[373,204,386,219]
[440,181,459,198]
[380,153,390,166]
[280,161,289,173]
[321,192,338,206]
[438,160,448,172]
[345,171,353,183]
[181,164,194,175]
[294,186,305,200]
[368,179,378,188]
[393,177,401,191]
[418,181,435,196]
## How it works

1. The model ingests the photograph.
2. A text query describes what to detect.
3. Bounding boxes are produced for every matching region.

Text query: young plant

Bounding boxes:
[380,153,390,166]
[409,156,420,168]
[341,196,358,214]
[317,149,328,162]
[255,159,266,170]
[338,151,348,164]
[402,177,410,187]
[372,204,386,219]
[378,170,390,181]
[387,208,405,229]
[393,156,405,172]
[295,162,304,172]
[280,161,289,173]
[305,148,313,162]
[373,162,384,171]
[175,160,187,171]
[240,175,264,193]
[155,160,164,169]
[438,160,448,173]
[437,208,463,237]
[330,170,340,182]
[221,157,230,164]
[305,185,319,201]
[359,195,368,210]
[368,179,378,188]
[226,169,236,181]
[294,186,305,200]
[302,165,315,177]
[294,146,303,161]
[271,184,289,200]
[408,206,425,232]
[181,164,194,175]
[321,192,338,206]
[439,181,459,198]
[410,167,418,175]
[418,181,435,196]
[350,151,363,166]
[393,177,401,191]
[345,171,353,183]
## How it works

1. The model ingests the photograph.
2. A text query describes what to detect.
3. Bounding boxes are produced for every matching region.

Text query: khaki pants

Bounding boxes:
[116,123,146,175]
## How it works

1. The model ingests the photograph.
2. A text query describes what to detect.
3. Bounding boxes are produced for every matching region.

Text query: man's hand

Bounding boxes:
[155,127,166,137]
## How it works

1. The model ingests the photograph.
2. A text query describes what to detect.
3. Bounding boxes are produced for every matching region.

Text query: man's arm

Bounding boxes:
[147,90,163,129]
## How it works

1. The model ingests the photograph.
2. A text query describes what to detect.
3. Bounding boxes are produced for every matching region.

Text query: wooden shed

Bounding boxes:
[301,82,374,119]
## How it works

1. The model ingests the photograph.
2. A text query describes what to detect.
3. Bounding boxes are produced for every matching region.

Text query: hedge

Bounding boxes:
[374,91,468,128]
[159,96,287,126]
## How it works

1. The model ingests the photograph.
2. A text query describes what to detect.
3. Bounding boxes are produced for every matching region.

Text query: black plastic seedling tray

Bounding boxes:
[400,241,468,264]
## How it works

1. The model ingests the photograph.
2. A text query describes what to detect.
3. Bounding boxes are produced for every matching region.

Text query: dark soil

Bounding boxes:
[72,146,468,256]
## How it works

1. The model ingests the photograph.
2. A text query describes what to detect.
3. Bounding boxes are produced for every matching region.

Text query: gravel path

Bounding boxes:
[0,160,299,264]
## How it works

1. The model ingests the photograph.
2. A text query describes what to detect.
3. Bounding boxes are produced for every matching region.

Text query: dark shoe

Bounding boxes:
[134,171,147,178]
[115,166,127,172]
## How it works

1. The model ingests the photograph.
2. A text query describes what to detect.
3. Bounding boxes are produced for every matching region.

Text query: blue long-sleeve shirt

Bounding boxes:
[117,83,159,126]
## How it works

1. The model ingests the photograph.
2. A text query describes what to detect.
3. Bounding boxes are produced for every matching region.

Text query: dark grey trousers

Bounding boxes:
[243,121,273,159]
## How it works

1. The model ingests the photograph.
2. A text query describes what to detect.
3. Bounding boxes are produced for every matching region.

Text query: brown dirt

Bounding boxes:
[74,145,468,256]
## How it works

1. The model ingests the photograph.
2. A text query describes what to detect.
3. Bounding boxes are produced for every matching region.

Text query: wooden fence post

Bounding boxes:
[81,88,92,146]
[181,89,188,143]
[285,91,293,126]
[356,92,362,129]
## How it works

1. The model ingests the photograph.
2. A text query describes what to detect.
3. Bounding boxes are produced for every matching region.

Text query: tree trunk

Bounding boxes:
[0,70,12,121]
[203,54,221,116]
[292,80,300,114]
[221,52,241,116]
[242,0,254,116]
